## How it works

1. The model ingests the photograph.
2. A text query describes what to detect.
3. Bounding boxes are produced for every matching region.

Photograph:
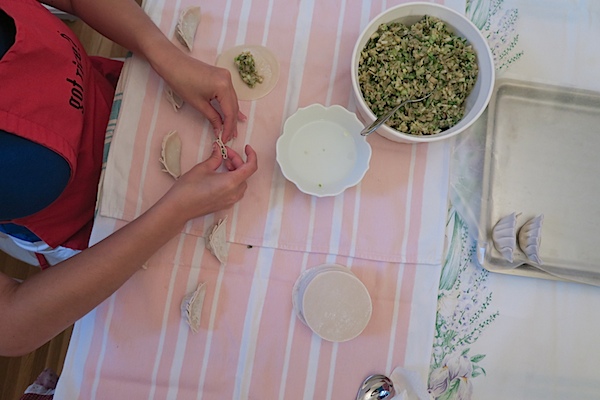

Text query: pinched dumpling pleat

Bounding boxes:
[206,216,228,264]
[215,129,228,160]
[181,282,207,334]
[159,130,182,179]
[492,212,519,262]
[165,86,184,112]
[518,214,544,265]
[176,6,201,51]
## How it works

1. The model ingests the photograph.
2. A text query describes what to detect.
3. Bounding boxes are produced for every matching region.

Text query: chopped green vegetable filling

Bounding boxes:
[234,51,264,88]
[358,16,479,136]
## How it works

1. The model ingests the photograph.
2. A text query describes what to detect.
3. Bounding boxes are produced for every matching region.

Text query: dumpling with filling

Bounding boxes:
[518,214,544,265]
[181,282,207,333]
[165,86,184,111]
[492,212,519,262]
[206,216,228,264]
[159,130,182,179]
[176,6,201,51]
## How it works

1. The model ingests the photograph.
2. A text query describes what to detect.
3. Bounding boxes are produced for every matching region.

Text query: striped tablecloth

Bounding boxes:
[55,0,463,398]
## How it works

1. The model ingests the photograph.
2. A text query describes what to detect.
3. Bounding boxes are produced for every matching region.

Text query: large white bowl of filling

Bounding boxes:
[351,2,495,143]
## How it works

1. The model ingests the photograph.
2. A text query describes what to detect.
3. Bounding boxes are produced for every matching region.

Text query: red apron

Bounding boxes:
[0,0,122,250]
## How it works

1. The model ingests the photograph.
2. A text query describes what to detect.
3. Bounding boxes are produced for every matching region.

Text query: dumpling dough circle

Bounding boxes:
[216,45,280,101]
[301,268,372,342]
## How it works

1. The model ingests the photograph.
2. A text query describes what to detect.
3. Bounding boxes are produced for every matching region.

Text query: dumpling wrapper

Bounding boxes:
[216,45,280,101]
[165,86,184,111]
[518,214,544,265]
[159,130,182,179]
[302,270,372,342]
[206,216,228,264]
[176,6,201,51]
[181,282,207,333]
[492,212,519,263]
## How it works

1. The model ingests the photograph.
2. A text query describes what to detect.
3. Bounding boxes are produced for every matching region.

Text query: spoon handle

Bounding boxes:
[360,92,433,137]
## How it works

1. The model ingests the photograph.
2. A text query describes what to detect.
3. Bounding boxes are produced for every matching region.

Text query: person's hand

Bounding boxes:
[160,52,246,143]
[158,143,258,222]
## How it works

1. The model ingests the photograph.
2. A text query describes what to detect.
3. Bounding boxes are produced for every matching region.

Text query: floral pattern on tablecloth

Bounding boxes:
[426,1,523,398]
[467,0,523,71]
[427,208,498,399]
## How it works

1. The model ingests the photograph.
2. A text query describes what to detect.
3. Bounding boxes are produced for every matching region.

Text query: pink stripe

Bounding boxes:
[220,0,303,244]
[246,249,307,398]
[118,0,183,220]
[88,238,184,398]
[199,243,262,398]
[76,298,112,398]
[154,0,178,34]
[390,263,418,364]
[276,0,345,253]
[151,235,207,400]
[76,219,129,398]
[355,137,413,258]
[326,261,403,399]
[119,72,161,220]
[406,144,429,258]
[243,2,270,45]
[331,0,364,107]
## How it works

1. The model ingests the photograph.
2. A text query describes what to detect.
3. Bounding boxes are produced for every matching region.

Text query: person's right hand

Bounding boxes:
[158,54,246,143]
[157,143,258,223]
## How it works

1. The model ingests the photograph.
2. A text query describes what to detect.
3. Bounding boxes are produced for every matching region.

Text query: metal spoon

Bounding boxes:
[360,91,434,137]
[356,374,396,400]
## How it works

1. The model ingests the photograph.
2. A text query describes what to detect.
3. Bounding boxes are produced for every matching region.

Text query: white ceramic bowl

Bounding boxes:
[292,264,372,342]
[276,104,371,197]
[351,2,495,143]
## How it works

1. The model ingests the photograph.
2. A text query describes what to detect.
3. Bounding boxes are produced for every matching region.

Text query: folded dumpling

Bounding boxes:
[206,216,228,264]
[492,212,519,262]
[176,6,201,51]
[181,283,207,333]
[165,86,184,112]
[518,214,544,265]
[159,130,182,179]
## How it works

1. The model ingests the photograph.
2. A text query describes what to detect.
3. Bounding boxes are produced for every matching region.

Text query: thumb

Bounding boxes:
[201,142,224,171]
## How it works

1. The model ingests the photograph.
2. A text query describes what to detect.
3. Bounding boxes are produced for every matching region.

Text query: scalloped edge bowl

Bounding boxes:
[276,104,371,197]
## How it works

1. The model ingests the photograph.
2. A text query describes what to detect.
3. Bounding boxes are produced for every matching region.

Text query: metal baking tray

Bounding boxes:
[476,78,600,285]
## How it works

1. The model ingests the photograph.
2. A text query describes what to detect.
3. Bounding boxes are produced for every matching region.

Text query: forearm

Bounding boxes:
[0,199,186,356]
[42,0,181,72]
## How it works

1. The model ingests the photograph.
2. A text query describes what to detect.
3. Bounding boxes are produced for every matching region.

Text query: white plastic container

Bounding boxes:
[292,264,372,342]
